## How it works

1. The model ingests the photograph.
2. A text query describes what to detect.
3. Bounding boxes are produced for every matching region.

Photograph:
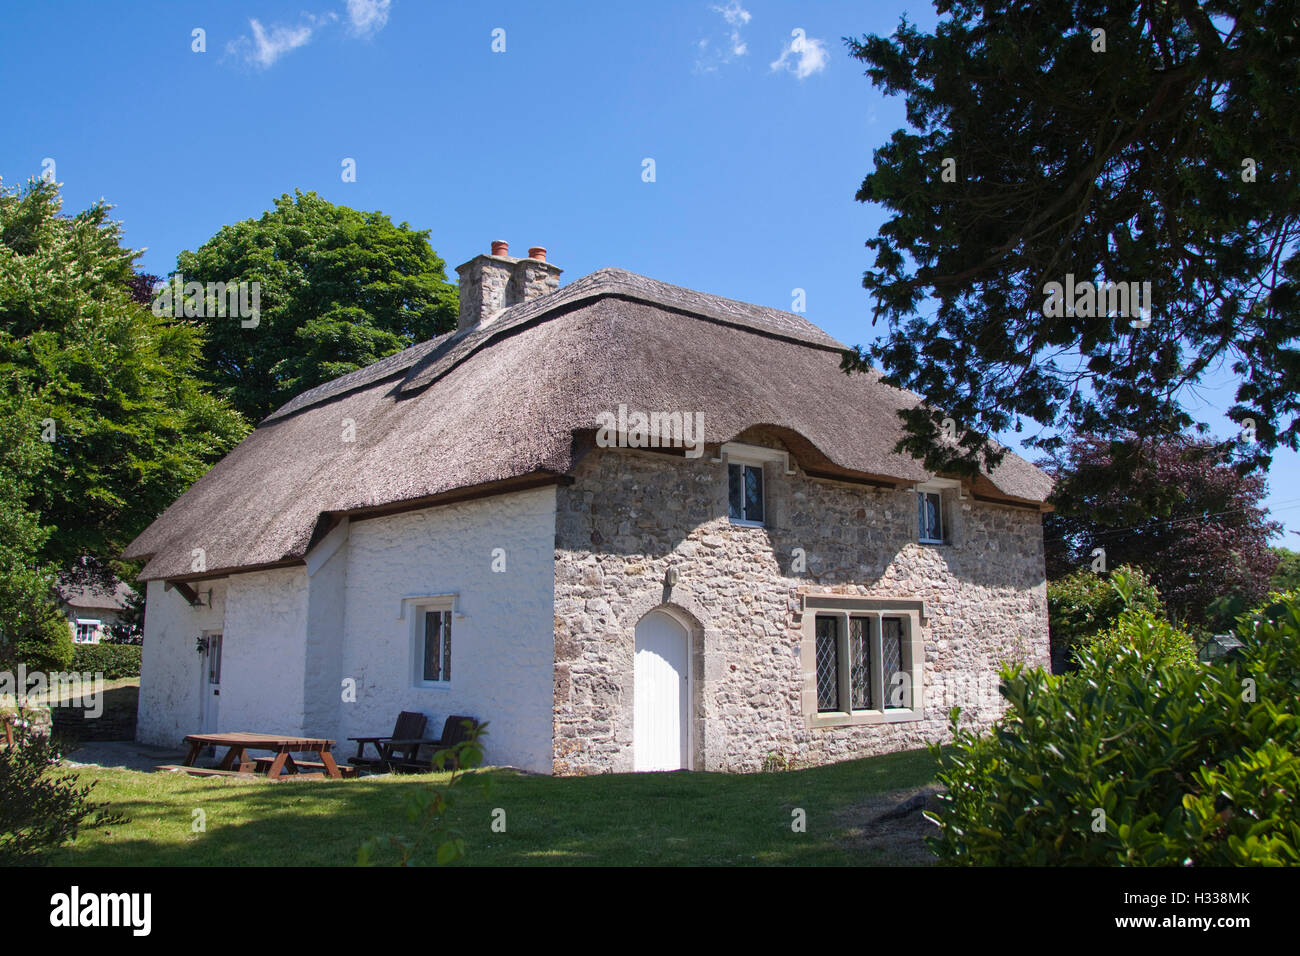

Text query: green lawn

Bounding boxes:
[50,748,940,866]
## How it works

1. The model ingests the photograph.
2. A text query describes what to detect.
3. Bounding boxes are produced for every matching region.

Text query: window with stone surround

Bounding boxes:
[915,478,963,545]
[728,463,764,525]
[918,491,944,543]
[801,595,925,727]
[815,616,839,711]
[719,441,794,529]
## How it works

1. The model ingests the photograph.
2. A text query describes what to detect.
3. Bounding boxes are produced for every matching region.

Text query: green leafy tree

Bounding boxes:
[1271,546,1300,593]
[0,178,247,666]
[843,2,1300,488]
[0,390,70,672]
[1083,609,1198,669]
[177,191,459,421]
[0,178,250,568]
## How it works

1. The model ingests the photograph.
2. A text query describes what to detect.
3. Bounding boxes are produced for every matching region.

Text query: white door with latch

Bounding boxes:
[634,610,690,771]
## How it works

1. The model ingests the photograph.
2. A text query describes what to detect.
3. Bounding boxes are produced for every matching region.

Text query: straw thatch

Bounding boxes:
[124,268,1051,581]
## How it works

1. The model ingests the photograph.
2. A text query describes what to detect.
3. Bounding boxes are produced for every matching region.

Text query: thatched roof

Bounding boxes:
[124,267,1052,581]
[57,579,136,611]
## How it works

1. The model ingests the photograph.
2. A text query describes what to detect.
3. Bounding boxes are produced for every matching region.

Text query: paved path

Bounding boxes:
[62,740,189,773]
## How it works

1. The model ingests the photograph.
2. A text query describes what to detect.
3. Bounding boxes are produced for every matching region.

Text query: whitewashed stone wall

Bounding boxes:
[219,567,310,736]
[136,578,229,747]
[336,485,557,773]
[552,436,1049,774]
[137,488,558,775]
[137,568,309,746]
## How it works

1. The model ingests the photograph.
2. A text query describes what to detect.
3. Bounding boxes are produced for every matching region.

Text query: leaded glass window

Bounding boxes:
[882,616,906,709]
[815,616,839,712]
[728,463,764,524]
[850,617,872,709]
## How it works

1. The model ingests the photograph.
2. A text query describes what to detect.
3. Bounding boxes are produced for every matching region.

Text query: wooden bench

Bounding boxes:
[156,763,327,781]
[386,715,480,773]
[348,711,429,771]
[253,756,357,778]
[155,764,251,778]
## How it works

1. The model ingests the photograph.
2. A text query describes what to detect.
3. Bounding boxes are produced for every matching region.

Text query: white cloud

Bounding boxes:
[770,28,829,79]
[226,3,388,70]
[347,0,391,36]
[714,1,750,27]
[234,18,316,70]
[696,2,751,72]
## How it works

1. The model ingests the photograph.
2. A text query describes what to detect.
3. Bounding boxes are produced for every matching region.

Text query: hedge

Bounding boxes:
[70,644,141,680]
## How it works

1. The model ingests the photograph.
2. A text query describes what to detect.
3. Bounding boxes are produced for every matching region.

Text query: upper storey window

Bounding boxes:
[720,442,794,529]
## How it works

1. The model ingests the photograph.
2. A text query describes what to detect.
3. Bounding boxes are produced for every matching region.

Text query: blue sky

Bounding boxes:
[1,0,1295,542]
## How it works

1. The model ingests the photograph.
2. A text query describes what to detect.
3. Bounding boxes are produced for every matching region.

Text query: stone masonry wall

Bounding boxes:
[552,433,1049,774]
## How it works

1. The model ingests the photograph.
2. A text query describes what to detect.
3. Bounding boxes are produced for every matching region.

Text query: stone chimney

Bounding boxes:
[456,241,562,331]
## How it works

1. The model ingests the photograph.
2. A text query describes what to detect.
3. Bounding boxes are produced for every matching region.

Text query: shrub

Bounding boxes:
[1047,564,1162,668]
[1080,608,1198,669]
[926,590,1300,866]
[0,726,125,864]
[0,578,73,675]
[358,720,489,866]
[70,644,141,680]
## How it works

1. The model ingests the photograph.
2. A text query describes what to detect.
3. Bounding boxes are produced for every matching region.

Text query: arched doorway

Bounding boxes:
[634,609,691,771]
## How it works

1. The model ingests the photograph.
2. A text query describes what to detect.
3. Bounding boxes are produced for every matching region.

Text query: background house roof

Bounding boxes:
[57,579,136,611]
[123,268,1054,581]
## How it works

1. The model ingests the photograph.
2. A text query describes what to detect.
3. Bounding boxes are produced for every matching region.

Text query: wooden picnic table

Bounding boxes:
[173,732,345,780]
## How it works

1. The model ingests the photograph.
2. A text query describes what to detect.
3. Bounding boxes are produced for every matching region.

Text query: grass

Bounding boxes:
[49,747,941,866]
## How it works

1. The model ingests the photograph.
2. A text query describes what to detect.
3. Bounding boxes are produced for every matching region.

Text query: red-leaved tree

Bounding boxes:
[1043,435,1281,628]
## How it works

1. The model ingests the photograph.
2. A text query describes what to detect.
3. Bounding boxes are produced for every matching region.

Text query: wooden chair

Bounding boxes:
[348,711,430,771]
[390,715,479,773]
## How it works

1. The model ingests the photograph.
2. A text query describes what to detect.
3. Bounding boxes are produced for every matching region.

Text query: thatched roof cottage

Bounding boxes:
[125,242,1051,773]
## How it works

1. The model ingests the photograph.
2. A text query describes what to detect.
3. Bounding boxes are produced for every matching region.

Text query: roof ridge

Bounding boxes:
[265,266,846,423]
[395,266,845,396]
[261,329,456,424]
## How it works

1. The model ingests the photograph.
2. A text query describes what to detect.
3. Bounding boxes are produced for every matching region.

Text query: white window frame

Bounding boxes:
[918,491,944,543]
[73,619,101,644]
[800,595,926,727]
[915,478,962,545]
[728,462,766,526]
[409,597,455,690]
[718,442,793,528]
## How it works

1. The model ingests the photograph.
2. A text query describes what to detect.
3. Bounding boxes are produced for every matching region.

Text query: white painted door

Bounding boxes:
[634,611,690,771]
[201,633,222,733]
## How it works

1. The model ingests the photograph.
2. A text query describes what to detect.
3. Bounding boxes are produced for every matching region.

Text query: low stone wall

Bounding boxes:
[50,685,139,742]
